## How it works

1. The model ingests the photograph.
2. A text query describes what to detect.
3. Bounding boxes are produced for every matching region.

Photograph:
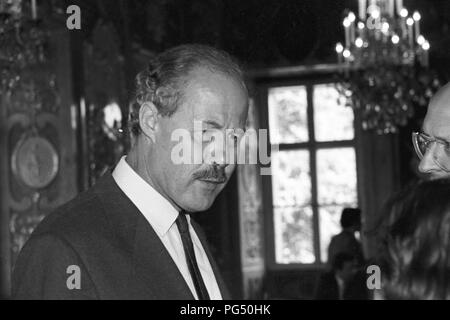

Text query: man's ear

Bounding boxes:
[139,102,159,142]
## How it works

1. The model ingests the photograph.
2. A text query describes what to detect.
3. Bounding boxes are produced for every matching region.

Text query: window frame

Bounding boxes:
[255,69,361,271]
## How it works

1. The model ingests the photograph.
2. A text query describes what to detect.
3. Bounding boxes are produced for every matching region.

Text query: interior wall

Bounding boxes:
[0,24,79,297]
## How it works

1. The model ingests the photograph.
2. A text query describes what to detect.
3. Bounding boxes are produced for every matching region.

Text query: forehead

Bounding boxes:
[180,67,249,125]
[423,100,450,139]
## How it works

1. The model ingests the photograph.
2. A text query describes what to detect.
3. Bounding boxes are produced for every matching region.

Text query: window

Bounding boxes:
[267,82,358,266]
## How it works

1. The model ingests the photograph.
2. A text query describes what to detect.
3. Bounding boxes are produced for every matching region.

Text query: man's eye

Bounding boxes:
[202,129,218,143]
[202,129,214,136]
[420,137,432,146]
[444,142,450,151]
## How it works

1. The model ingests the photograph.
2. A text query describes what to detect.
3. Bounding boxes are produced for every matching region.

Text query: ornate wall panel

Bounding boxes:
[83,22,128,186]
[0,26,78,297]
[237,98,265,299]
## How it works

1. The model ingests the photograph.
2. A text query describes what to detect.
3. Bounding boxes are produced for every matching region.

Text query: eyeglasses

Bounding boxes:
[412,131,450,170]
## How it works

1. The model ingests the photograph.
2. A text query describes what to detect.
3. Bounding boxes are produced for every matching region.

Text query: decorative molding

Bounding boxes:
[237,97,265,298]
[11,135,59,189]
[84,21,127,185]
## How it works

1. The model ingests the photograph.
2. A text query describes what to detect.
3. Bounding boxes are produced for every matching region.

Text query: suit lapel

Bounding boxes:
[95,173,230,300]
[94,173,194,300]
[191,219,232,300]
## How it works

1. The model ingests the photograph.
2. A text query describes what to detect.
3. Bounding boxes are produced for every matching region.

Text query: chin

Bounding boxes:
[183,198,215,212]
[178,180,226,212]
[185,190,221,212]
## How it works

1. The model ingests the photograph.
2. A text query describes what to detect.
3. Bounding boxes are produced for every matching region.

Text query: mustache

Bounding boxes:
[193,165,226,183]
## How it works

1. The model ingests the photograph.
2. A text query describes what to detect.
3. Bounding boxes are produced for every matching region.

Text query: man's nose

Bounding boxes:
[418,143,441,174]
[203,145,230,167]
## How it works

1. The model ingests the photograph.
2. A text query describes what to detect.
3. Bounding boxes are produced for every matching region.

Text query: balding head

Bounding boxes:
[418,82,450,179]
[427,82,450,118]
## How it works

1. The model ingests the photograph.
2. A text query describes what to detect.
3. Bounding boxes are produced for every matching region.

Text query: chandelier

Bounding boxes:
[0,0,47,99]
[335,0,441,134]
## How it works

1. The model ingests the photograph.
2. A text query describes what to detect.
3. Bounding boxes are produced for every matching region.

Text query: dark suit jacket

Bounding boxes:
[314,271,341,300]
[12,173,230,300]
[314,270,369,300]
[327,230,365,267]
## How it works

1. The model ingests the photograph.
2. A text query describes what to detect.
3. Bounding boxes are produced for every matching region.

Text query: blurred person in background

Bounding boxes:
[314,252,368,300]
[328,208,365,268]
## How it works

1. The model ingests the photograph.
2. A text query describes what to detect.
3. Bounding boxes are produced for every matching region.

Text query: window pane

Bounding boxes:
[271,150,311,207]
[317,148,358,264]
[274,206,315,264]
[316,148,357,205]
[319,205,356,263]
[268,86,308,144]
[314,84,354,142]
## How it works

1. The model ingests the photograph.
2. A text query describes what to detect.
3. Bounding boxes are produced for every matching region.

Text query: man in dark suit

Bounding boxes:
[314,252,368,300]
[327,208,365,268]
[12,44,249,299]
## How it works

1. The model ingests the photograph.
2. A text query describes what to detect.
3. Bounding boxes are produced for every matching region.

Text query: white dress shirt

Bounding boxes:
[112,156,222,300]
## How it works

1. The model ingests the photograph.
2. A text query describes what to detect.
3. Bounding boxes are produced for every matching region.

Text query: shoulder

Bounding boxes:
[14,233,83,273]
[12,189,109,299]
[28,185,118,255]
[34,189,108,238]
[12,232,98,299]
[331,232,352,244]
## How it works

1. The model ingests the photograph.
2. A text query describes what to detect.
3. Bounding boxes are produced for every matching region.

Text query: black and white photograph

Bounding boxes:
[1,0,450,305]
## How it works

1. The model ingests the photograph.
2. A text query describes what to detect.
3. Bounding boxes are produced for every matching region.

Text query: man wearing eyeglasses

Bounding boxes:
[412,82,450,180]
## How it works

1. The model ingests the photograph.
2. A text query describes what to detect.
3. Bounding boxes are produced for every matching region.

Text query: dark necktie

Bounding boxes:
[176,211,211,300]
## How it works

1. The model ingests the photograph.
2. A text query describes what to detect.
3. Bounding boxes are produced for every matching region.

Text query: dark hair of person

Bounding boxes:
[128,44,246,138]
[382,179,450,300]
[340,207,361,229]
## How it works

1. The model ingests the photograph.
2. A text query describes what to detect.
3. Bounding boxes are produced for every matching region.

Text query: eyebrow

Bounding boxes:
[421,130,450,143]
[435,135,450,143]
[203,120,224,129]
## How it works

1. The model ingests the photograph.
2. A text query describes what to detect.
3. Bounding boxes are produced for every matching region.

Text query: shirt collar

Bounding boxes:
[112,156,179,237]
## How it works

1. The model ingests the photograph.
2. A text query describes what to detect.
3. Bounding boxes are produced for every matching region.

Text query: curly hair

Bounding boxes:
[128,44,246,138]
[382,179,450,300]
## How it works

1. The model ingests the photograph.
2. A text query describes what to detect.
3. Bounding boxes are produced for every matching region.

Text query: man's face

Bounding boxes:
[419,86,450,180]
[150,67,248,212]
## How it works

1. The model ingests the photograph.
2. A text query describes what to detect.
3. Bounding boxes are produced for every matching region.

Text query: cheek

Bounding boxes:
[167,164,199,187]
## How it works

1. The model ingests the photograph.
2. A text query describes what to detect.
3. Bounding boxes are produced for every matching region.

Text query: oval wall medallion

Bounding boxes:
[11,136,59,189]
